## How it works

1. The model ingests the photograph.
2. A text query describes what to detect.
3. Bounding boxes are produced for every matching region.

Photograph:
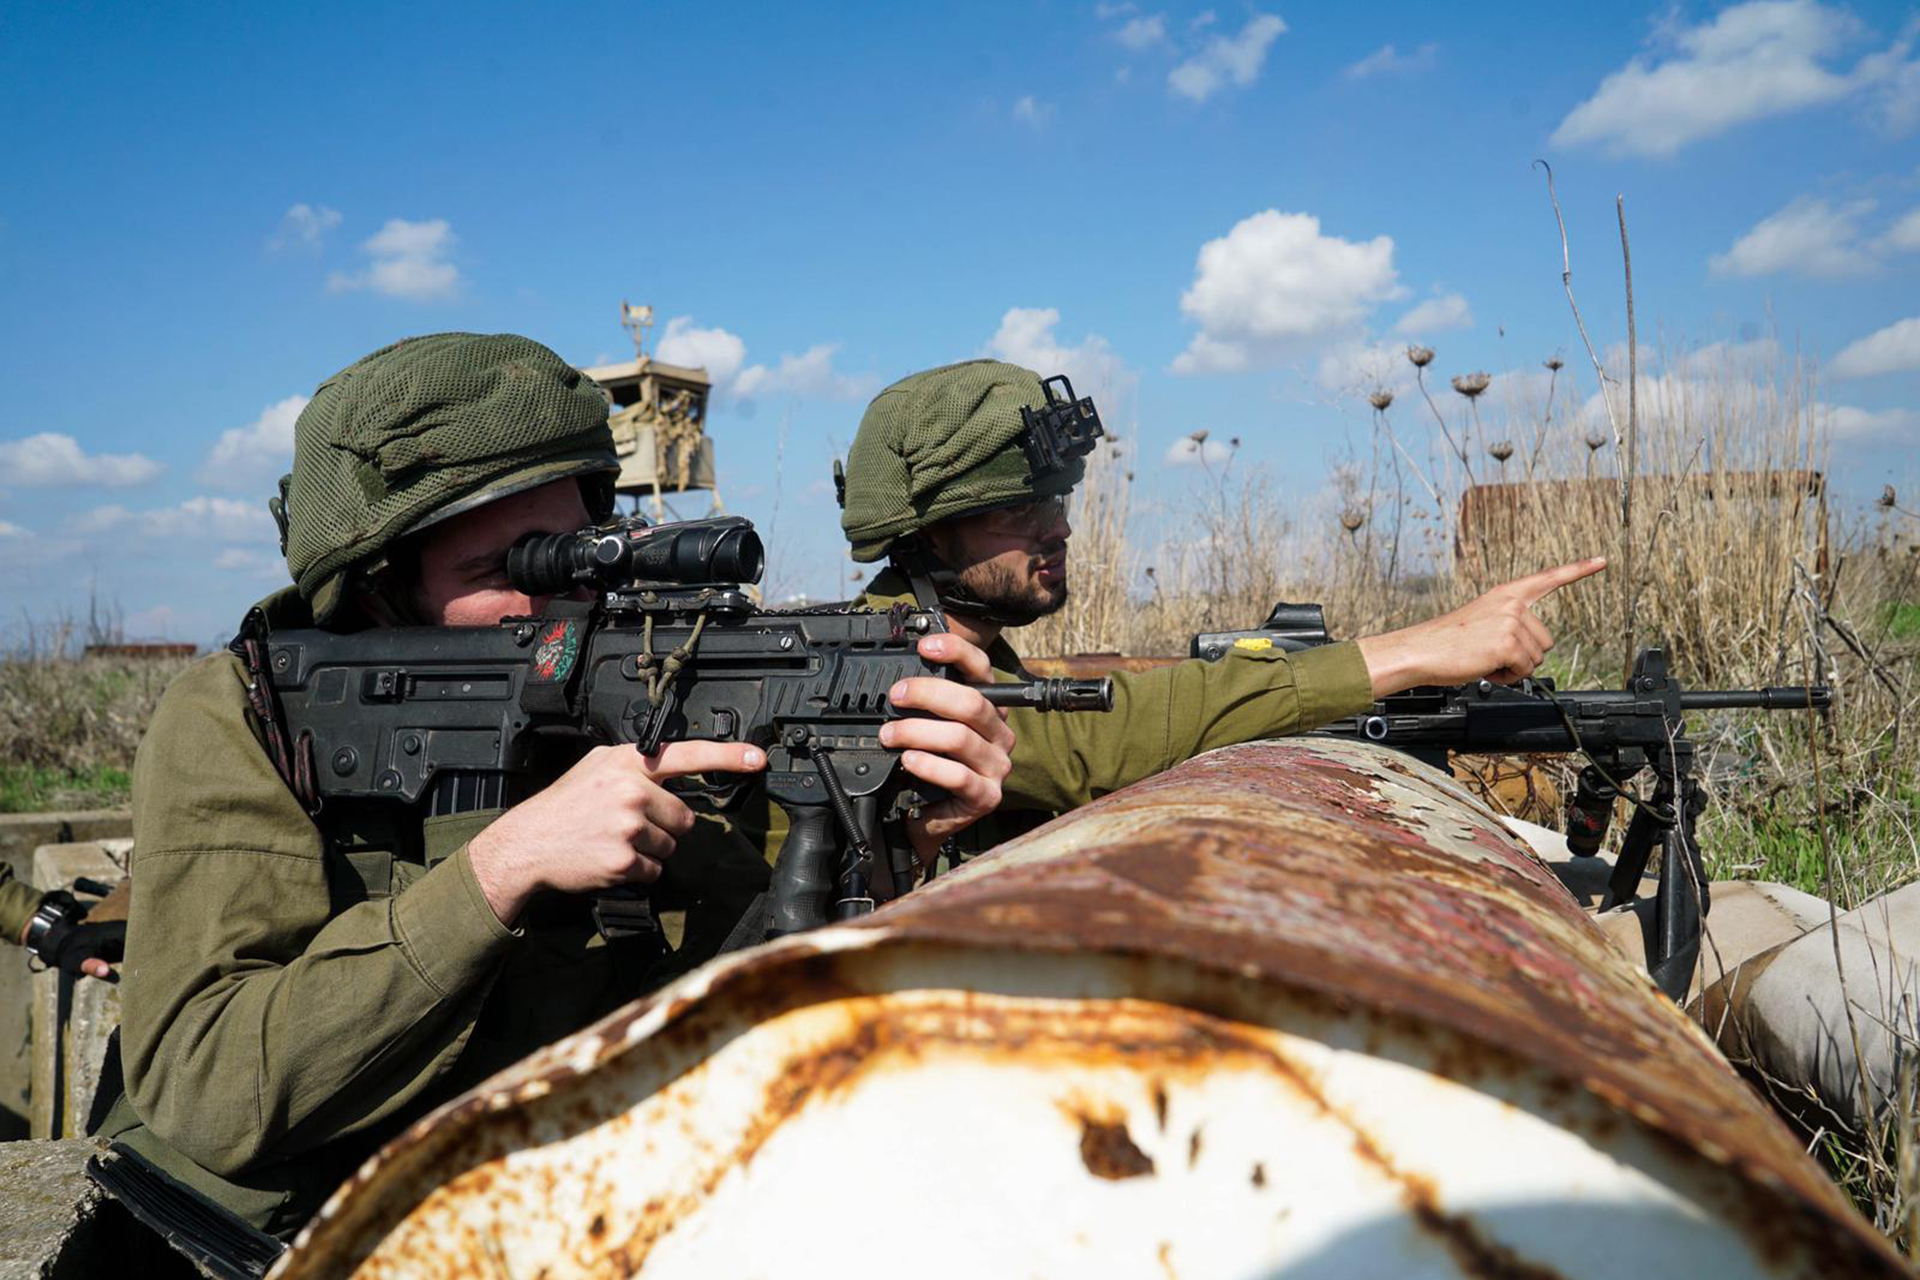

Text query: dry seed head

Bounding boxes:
[1544,356,1565,372]
[1229,436,1242,448]
[1339,507,1367,533]
[1583,428,1608,452]
[1880,485,1898,509]
[1488,440,1514,462]
[1368,389,1395,411]
[1407,345,1435,368]
[1188,428,1209,444]
[1451,371,1491,399]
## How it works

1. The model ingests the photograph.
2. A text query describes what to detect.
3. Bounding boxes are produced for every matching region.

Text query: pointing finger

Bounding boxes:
[1510,556,1607,603]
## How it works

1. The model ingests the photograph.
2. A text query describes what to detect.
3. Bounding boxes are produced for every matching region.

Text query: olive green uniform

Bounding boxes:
[105,589,760,1237]
[0,863,41,946]
[855,570,1377,855]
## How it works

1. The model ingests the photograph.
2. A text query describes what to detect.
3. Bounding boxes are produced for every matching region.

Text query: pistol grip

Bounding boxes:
[766,803,837,938]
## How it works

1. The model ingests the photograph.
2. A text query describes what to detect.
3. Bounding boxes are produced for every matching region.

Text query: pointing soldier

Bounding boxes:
[831,359,1605,863]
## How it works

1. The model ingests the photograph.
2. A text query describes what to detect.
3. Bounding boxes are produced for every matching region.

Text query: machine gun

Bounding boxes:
[1194,604,1830,1002]
[257,515,1111,941]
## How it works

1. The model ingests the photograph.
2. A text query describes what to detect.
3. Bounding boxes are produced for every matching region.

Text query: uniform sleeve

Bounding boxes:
[0,862,42,948]
[1002,640,1375,813]
[121,655,518,1177]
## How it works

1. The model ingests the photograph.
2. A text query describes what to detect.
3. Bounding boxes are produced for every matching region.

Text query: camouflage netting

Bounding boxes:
[840,359,1084,562]
[281,332,616,622]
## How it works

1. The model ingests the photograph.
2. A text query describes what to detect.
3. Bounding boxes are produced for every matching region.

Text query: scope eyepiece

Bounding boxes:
[508,515,765,594]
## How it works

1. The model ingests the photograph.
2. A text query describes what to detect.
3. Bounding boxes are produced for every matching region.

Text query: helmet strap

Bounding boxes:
[888,536,1032,629]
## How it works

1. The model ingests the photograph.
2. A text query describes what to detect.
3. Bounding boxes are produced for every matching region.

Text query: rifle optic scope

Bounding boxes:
[509,516,765,594]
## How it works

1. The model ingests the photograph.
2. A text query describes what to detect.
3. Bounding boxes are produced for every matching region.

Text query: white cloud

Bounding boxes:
[211,547,287,577]
[1115,14,1166,50]
[1314,339,1416,397]
[1169,12,1285,102]
[1165,436,1234,466]
[1173,210,1402,374]
[1012,95,1053,127]
[735,345,876,402]
[71,495,273,542]
[1552,1,1867,157]
[328,218,460,301]
[269,203,341,253]
[1831,316,1920,378]
[656,316,748,386]
[0,433,163,487]
[1709,197,1878,277]
[123,605,180,640]
[199,395,308,489]
[1824,403,1918,439]
[657,317,873,405]
[985,307,1138,404]
[1346,42,1437,79]
[1883,207,1920,253]
[1393,292,1473,336]
[0,520,24,537]
[1094,1,1135,18]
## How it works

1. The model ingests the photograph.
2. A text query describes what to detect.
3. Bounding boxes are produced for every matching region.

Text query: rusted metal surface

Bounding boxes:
[272,738,1910,1280]
[1023,652,1180,678]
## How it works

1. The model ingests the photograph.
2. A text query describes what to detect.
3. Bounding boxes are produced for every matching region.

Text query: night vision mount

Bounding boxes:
[1018,374,1104,482]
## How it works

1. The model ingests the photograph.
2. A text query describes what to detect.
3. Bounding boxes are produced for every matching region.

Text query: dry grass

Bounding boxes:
[0,621,190,812]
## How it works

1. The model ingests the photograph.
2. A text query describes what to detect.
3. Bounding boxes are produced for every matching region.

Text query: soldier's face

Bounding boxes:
[412,480,592,625]
[930,495,1074,625]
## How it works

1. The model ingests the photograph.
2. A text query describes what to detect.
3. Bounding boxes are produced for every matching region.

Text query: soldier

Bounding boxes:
[1,864,120,979]
[834,359,1604,861]
[97,334,1013,1240]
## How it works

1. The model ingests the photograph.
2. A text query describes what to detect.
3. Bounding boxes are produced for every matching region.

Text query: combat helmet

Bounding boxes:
[837,359,1103,615]
[273,332,619,624]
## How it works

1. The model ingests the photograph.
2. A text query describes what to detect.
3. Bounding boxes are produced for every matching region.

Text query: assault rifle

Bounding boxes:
[1198,604,1830,1002]
[254,515,1111,940]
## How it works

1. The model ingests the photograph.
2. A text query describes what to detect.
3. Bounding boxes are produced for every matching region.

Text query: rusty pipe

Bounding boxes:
[273,738,1909,1280]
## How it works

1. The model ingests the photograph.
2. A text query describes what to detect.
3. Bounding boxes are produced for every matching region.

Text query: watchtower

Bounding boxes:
[580,302,720,518]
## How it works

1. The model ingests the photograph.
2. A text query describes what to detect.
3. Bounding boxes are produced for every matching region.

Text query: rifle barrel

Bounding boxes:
[1679,687,1831,711]
[979,678,1115,712]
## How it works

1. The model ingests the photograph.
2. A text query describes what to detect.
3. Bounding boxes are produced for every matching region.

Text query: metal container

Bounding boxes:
[272,738,1908,1280]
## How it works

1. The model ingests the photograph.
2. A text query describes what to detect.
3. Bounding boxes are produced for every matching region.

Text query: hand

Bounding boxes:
[32,918,124,982]
[881,633,1016,866]
[1355,557,1607,696]
[467,739,766,925]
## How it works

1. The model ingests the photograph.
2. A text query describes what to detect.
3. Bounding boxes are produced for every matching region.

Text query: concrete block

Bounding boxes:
[0,813,130,868]
[0,1137,107,1280]
[0,1138,196,1280]
[28,846,125,1142]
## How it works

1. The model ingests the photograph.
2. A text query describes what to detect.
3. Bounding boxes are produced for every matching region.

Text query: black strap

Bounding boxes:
[228,608,320,816]
[87,1144,285,1280]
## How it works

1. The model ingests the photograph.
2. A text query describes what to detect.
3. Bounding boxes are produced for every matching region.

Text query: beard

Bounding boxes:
[952,543,1070,626]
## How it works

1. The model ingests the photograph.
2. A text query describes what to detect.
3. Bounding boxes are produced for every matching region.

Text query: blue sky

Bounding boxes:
[2,1,1917,645]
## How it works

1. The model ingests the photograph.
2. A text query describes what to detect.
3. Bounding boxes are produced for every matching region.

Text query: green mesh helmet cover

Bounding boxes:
[282,332,617,622]
[840,359,1085,562]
